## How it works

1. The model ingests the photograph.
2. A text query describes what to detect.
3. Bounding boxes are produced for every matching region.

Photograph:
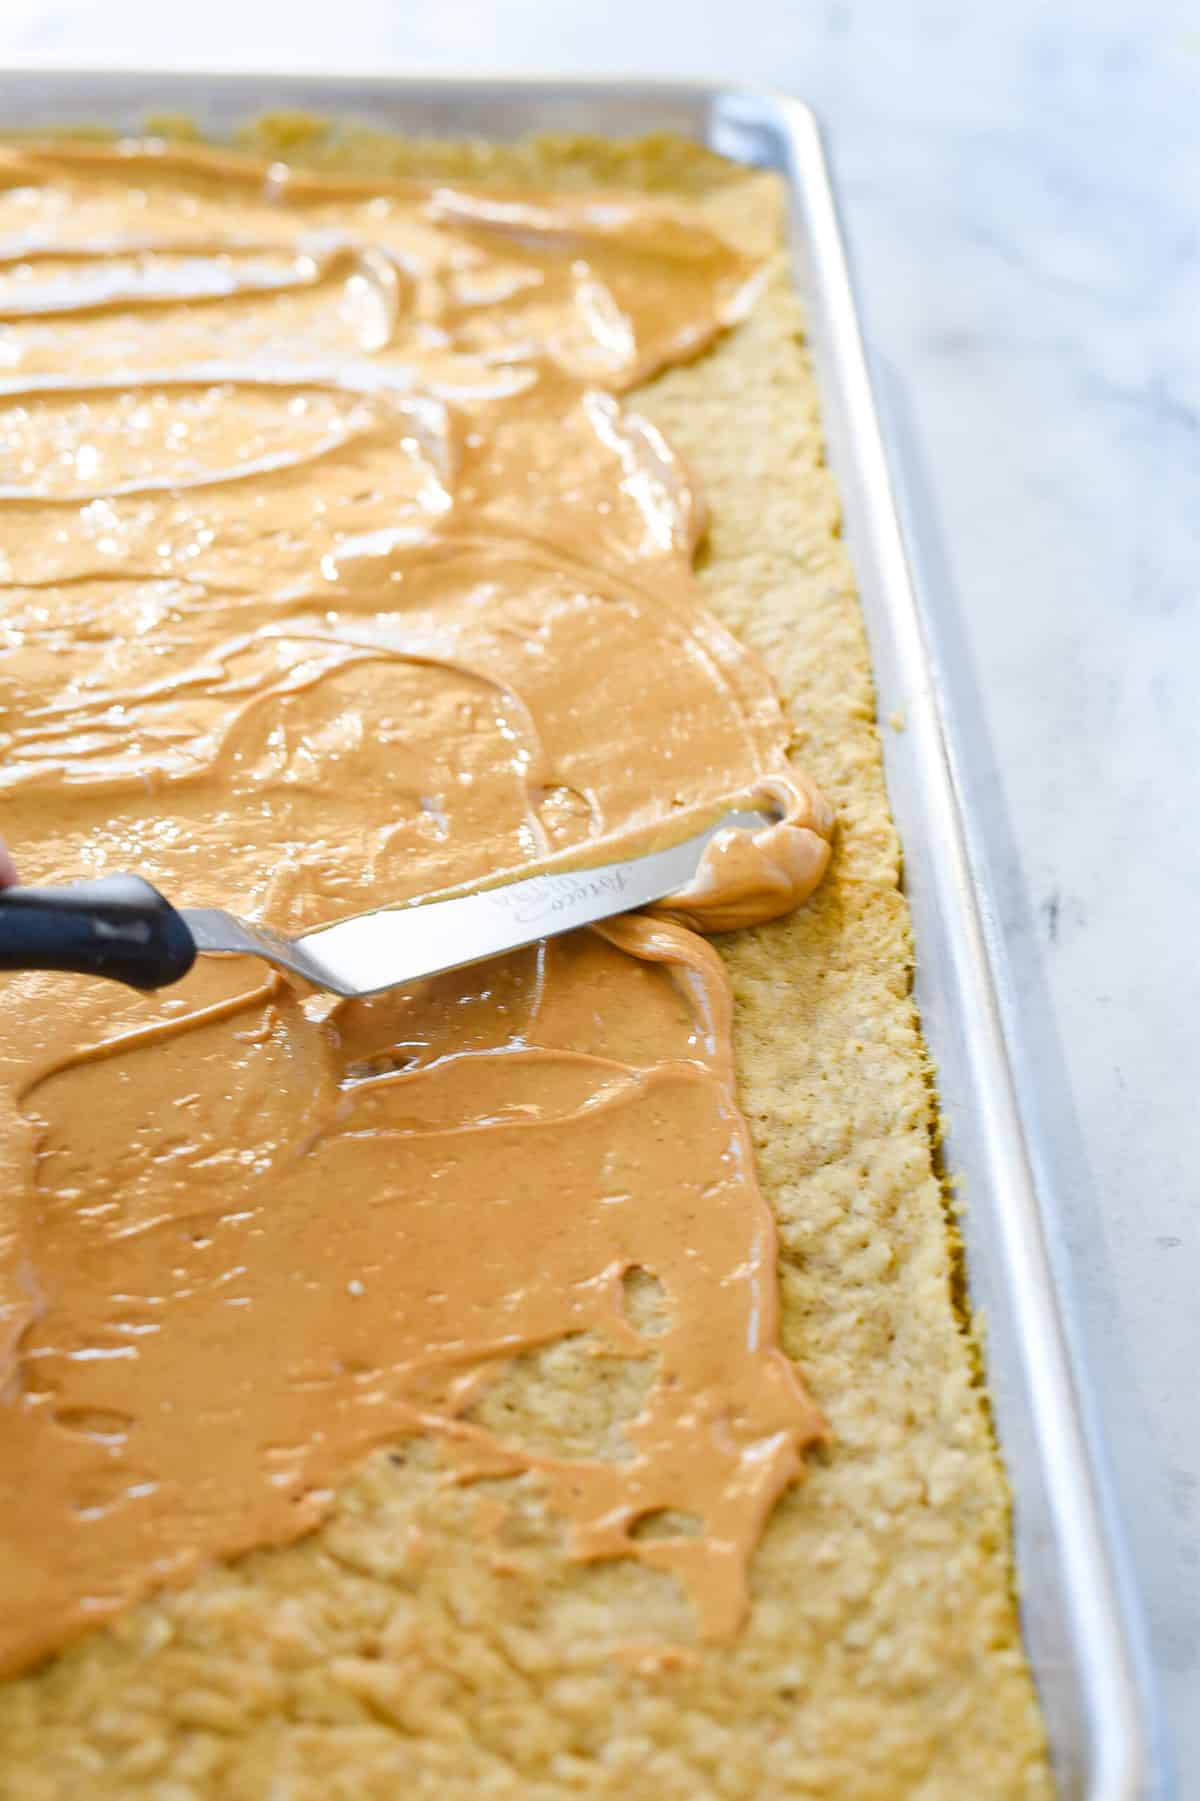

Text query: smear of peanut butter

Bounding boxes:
[0,138,831,1677]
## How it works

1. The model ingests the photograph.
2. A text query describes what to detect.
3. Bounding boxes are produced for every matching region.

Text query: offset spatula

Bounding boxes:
[0,807,770,997]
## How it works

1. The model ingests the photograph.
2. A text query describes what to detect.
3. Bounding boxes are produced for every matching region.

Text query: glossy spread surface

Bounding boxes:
[0,138,832,1676]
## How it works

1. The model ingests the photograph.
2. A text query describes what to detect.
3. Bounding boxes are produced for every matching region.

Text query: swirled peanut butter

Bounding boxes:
[0,138,832,1677]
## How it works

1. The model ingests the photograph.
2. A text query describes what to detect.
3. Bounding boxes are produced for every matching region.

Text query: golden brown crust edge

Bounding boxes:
[0,126,1052,1801]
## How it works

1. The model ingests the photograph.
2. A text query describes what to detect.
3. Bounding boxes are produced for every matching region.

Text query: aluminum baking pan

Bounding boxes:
[0,64,1163,1801]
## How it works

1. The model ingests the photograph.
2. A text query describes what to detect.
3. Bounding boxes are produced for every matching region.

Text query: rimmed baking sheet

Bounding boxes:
[0,65,1161,1800]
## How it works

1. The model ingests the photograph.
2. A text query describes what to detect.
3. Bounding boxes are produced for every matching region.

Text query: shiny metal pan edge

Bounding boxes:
[0,63,1163,1801]
[752,94,1163,1800]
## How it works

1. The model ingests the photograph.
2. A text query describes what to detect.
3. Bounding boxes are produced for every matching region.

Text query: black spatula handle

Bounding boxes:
[0,874,197,991]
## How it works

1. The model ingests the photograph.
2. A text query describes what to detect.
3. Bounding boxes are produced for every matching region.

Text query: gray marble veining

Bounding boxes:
[0,3,1195,1790]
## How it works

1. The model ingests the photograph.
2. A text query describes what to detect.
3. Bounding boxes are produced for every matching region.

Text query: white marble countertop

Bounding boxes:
[0,2,1195,1791]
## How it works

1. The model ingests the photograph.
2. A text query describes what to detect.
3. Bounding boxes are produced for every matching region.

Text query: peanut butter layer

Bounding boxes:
[0,138,835,1677]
